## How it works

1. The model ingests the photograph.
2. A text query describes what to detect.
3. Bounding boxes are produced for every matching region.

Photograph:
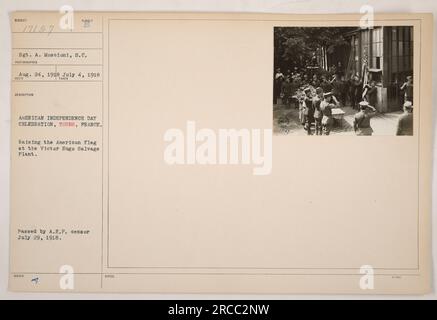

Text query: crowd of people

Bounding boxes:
[274,66,414,136]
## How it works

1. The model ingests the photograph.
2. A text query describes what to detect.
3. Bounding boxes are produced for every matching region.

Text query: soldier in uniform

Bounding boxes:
[364,80,378,107]
[313,87,324,135]
[297,88,305,124]
[331,74,343,105]
[302,87,315,135]
[320,92,337,135]
[396,101,413,136]
[353,101,377,136]
[320,75,333,93]
[350,74,363,109]
[400,75,413,104]
[311,74,320,88]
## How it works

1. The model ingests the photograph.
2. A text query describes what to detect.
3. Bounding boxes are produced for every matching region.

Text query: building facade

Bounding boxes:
[317,26,413,112]
[344,26,414,112]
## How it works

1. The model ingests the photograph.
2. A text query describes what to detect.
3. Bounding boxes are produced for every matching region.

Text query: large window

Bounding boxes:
[387,26,413,110]
[371,27,383,69]
[390,26,413,81]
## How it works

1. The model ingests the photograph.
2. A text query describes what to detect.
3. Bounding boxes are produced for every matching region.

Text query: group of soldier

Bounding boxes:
[274,67,414,136]
[296,86,337,135]
[274,67,369,108]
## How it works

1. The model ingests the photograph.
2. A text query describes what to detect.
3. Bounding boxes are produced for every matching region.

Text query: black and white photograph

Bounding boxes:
[2,0,436,301]
[273,26,414,136]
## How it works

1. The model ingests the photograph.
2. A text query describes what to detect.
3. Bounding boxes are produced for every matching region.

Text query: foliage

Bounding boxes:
[274,27,355,71]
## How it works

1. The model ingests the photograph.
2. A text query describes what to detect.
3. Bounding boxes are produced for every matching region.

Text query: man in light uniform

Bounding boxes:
[320,92,338,135]
[396,101,413,136]
[353,101,377,136]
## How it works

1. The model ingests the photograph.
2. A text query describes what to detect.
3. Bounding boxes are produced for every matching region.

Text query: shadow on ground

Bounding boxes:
[273,103,404,136]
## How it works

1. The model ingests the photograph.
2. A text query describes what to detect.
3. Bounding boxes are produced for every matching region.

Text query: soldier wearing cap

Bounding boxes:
[320,92,338,135]
[302,87,314,135]
[400,75,413,104]
[353,101,377,136]
[396,101,413,136]
[313,87,324,135]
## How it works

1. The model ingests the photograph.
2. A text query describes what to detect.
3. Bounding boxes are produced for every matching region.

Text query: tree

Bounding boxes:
[274,27,355,71]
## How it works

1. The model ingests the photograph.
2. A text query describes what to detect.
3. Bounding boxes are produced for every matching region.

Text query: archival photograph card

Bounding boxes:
[9,11,433,294]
